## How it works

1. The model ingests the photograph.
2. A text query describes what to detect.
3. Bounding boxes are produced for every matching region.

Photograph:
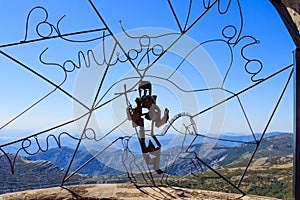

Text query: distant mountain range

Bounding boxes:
[28,132,293,176]
[29,146,124,176]
[0,132,293,195]
[0,130,289,155]
[0,152,128,194]
[167,133,293,175]
[0,153,82,194]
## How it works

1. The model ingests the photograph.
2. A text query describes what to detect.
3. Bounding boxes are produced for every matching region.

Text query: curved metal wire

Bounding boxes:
[0,0,294,196]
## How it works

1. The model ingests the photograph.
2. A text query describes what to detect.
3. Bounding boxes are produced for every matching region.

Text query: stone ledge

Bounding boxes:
[0,183,280,200]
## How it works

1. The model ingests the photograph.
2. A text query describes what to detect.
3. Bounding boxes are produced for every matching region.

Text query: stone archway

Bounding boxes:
[271,0,300,46]
[271,1,300,199]
[282,0,300,33]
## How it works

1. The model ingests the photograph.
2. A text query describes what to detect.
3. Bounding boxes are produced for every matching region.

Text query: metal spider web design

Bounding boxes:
[0,0,294,196]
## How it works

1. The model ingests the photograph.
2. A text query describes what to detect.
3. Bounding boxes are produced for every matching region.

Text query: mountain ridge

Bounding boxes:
[28,132,293,176]
[0,132,293,198]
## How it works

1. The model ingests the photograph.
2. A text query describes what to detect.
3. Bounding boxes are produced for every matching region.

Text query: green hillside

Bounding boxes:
[167,154,293,199]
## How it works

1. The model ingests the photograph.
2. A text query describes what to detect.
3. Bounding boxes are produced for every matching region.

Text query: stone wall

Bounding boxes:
[281,0,300,33]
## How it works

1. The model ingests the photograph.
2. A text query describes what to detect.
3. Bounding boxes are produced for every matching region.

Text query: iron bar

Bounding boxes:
[0,1,295,197]
[294,48,300,200]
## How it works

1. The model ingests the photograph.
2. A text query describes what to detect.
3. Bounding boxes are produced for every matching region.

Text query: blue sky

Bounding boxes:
[0,0,296,143]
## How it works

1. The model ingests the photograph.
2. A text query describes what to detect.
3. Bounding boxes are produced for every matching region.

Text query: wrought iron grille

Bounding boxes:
[0,0,295,197]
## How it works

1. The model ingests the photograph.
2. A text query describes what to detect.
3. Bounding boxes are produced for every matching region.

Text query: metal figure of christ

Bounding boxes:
[125,81,169,174]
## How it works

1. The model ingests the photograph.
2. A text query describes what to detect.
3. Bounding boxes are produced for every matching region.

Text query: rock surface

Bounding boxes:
[0,183,280,200]
[282,0,300,33]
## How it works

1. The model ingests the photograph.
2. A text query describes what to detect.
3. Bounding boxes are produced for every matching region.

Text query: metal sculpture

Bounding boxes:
[125,81,169,174]
[0,0,295,197]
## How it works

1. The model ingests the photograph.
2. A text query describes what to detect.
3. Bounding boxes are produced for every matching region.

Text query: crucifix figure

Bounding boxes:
[126,81,169,174]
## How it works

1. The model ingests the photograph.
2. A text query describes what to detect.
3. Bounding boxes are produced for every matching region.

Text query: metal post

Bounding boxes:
[268,1,300,199]
[294,48,300,200]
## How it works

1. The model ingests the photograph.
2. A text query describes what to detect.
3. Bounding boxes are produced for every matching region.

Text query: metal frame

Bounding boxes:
[269,1,300,199]
[294,48,300,200]
[0,0,296,197]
